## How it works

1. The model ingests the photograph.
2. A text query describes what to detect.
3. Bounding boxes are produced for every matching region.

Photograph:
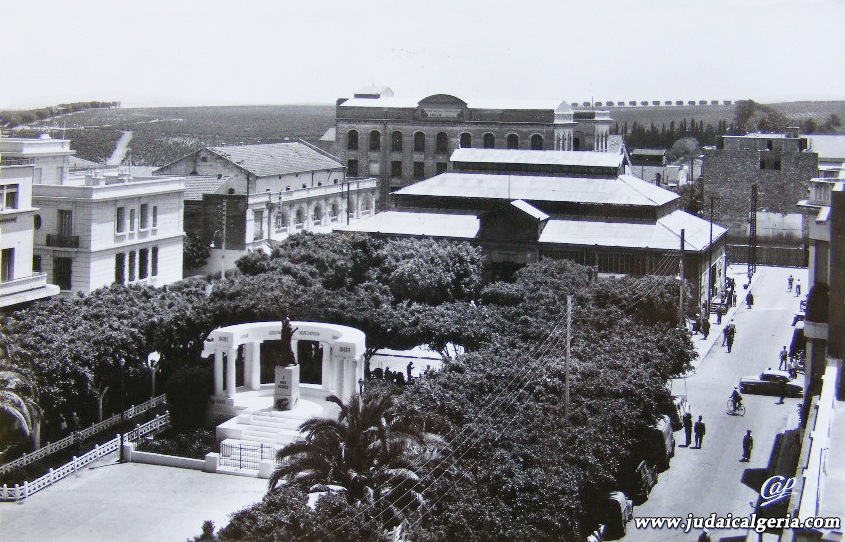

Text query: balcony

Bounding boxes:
[46,234,80,248]
[0,273,59,307]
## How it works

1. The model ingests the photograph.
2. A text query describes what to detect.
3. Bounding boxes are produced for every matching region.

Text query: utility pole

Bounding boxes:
[706,197,716,315]
[565,295,572,418]
[748,183,758,281]
[220,200,228,280]
[679,229,685,329]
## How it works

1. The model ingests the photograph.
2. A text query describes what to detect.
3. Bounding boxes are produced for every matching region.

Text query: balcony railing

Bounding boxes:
[45,234,80,248]
[0,273,49,298]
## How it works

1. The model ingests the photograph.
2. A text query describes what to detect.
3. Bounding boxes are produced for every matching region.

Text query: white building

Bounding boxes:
[2,135,186,294]
[0,144,61,308]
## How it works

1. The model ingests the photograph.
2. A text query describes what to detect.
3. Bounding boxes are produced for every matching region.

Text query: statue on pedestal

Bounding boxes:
[280,316,298,366]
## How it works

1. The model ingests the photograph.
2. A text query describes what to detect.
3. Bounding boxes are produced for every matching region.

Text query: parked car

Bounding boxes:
[628,460,658,503]
[646,415,676,470]
[601,491,634,539]
[667,395,688,431]
[739,369,803,397]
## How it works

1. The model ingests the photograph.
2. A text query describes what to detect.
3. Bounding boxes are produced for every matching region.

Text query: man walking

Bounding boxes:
[787,275,794,292]
[725,320,736,353]
[683,410,693,447]
[795,279,801,296]
[742,430,754,462]
[779,346,789,370]
[694,416,706,448]
[701,317,710,340]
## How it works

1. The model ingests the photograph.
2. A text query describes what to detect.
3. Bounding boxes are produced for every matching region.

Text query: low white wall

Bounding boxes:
[125,444,206,471]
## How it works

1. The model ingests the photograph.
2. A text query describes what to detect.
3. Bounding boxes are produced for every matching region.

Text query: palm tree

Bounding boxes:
[269,392,444,528]
[0,361,41,456]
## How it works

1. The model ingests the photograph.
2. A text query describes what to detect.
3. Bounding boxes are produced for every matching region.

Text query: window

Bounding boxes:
[128,251,136,282]
[368,160,380,176]
[313,205,323,225]
[33,214,41,230]
[460,133,472,148]
[413,162,425,180]
[201,156,208,162]
[139,248,149,279]
[53,257,72,290]
[1,248,13,282]
[1,184,18,210]
[33,254,42,273]
[347,130,359,150]
[436,162,448,175]
[435,132,448,154]
[129,208,136,232]
[530,134,544,150]
[253,210,264,240]
[369,130,380,151]
[115,253,125,284]
[414,132,426,152]
[140,204,149,229]
[391,160,403,178]
[58,210,73,236]
[329,203,339,221]
[347,159,359,177]
[774,160,781,170]
[152,206,158,228]
[760,160,766,170]
[506,134,519,149]
[391,131,403,152]
[116,207,125,233]
[483,133,495,149]
[151,247,158,276]
[295,208,305,227]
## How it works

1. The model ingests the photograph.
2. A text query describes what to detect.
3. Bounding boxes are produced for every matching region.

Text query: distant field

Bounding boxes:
[14,104,335,166]
[10,101,843,166]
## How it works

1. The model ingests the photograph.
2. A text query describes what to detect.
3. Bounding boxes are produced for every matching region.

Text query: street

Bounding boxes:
[622,266,806,542]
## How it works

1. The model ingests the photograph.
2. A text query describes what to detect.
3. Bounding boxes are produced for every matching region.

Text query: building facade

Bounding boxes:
[0,148,60,308]
[335,87,615,206]
[155,141,378,275]
[341,148,726,306]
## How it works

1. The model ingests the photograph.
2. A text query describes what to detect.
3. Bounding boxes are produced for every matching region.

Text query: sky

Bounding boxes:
[2,0,844,109]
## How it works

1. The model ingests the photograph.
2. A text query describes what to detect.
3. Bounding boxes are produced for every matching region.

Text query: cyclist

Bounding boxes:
[731,387,743,412]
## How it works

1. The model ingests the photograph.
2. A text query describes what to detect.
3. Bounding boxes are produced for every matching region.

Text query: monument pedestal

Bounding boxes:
[274,365,300,411]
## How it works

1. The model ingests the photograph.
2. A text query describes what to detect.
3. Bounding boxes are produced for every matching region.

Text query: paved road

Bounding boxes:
[106,130,133,166]
[623,266,806,542]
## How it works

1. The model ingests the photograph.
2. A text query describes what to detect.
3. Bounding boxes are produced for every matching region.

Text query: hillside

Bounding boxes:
[11,104,336,166]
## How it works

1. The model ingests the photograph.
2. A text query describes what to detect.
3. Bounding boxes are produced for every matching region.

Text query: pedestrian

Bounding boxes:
[683,410,693,447]
[722,324,730,346]
[742,430,754,462]
[795,279,801,296]
[778,378,788,404]
[779,346,788,370]
[406,361,414,382]
[716,305,725,325]
[701,317,710,340]
[694,415,706,448]
[58,413,68,436]
[746,291,754,308]
[787,275,794,292]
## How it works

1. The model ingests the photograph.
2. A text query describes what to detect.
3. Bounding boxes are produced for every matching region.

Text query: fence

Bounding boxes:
[727,244,807,268]
[0,413,169,501]
[219,441,275,471]
[0,394,166,477]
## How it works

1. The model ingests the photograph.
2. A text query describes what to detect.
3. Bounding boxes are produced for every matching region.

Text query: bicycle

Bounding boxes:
[726,398,746,416]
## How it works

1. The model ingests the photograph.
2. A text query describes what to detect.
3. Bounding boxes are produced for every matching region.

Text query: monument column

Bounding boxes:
[213,350,224,396]
[225,347,237,399]
[250,342,261,390]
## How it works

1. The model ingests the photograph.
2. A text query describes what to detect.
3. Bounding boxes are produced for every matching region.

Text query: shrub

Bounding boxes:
[165,365,214,430]
[135,428,216,459]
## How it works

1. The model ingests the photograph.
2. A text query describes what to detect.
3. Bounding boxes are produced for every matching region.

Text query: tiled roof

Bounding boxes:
[184,175,229,201]
[394,172,678,207]
[207,142,342,178]
[451,148,624,169]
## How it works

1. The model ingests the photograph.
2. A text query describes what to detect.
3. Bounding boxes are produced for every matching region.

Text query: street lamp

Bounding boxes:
[145,351,161,401]
[118,357,127,463]
[210,229,225,280]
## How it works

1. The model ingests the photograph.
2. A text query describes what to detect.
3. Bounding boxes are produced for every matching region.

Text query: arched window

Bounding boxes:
[295,207,305,227]
[329,202,340,222]
[369,130,380,151]
[313,205,323,225]
[483,133,495,149]
[459,133,472,148]
[391,131,403,152]
[347,130,358,150]
[435,132,448,154]
[530,134,544,150]
[414,132,425,152]
[506,134,519,149]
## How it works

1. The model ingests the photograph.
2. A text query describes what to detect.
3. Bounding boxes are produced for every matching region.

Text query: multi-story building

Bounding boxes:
[3,134,186,294]
[335,86,617,206]
[155,141,378,275]
[0,143,60,308]
[341,148,726,305]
